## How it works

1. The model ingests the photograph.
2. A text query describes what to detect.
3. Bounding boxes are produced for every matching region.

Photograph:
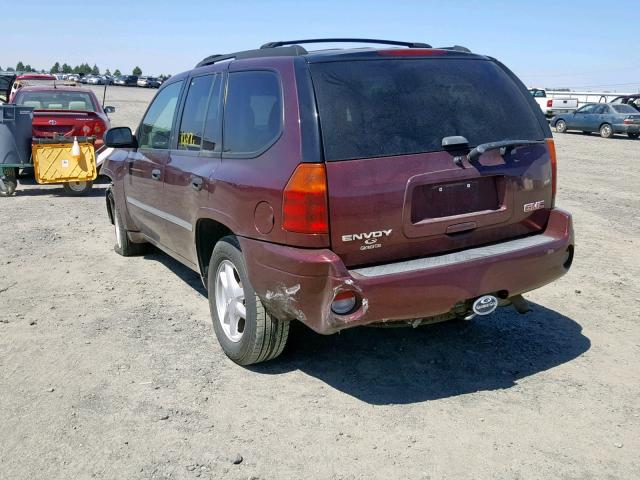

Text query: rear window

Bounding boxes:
[309,58,544,161]
[611,104,637,114]
[16,91,96,111]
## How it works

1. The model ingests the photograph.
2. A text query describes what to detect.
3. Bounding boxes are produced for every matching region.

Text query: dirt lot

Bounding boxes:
[1,85,639,480]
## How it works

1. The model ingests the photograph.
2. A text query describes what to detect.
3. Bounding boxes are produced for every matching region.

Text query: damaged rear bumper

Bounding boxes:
[239,209,574,335]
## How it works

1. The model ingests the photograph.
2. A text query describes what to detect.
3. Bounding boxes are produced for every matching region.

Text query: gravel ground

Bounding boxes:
[1,86,639,480]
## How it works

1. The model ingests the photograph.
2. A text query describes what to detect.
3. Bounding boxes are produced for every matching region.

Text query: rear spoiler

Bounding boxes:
[33,110,98,116]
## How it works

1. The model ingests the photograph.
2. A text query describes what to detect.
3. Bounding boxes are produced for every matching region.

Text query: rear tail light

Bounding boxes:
[331,291,357,315]
[624,118,633,124]
[546,100,553,108]
[282,163,329,234]
[546,138,557,206]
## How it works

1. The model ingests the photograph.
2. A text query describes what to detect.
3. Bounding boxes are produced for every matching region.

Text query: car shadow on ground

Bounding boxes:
[555,131,639,141]
[144,249,207,295]
[9,176,109,197]
[256,308,590,404]
[146,248,590,405]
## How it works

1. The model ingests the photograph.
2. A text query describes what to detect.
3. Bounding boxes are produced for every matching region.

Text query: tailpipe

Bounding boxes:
[510,295,532,314]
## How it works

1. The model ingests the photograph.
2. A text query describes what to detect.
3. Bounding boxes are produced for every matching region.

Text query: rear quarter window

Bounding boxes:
[309,58,544,161]
[223,71,282,156]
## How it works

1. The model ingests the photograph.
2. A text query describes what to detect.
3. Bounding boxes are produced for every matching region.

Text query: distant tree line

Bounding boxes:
[1,61,164,78]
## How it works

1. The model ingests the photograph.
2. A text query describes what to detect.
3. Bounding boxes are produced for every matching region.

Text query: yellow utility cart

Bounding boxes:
[32,136,97,195]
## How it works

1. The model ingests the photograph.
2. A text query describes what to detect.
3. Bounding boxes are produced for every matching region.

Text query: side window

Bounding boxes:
[577,105,596,114]
[177,75,215,151]
[138,81,183,149]
[202,75,223,153]
[595,105,610,114]
[223,71,282,155]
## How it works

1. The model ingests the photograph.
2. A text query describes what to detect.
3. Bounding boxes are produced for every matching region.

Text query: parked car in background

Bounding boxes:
[0,73,15,103]
[103,38,573,365]
[529,88,579,118]
[9,74,57,102]
[114,75,138,86]
[11,85,116,193]
[87,75,114,85]
[87,75,103,85]
[610,94,640,112]
[551,103,640,138]
[137,76,161,88]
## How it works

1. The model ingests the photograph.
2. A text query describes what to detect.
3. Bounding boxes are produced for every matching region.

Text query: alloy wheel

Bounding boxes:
[214,260,247,342]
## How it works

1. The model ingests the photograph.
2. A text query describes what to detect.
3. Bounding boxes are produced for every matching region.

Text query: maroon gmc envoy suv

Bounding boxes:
[102,39,574,365]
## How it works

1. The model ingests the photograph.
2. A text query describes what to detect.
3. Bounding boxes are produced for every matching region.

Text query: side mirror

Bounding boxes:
[104,127,137,149]
[104,106,115,114]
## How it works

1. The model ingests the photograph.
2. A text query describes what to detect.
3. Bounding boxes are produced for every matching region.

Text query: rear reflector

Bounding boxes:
[546,138,557,206]
[282,163,329,234]
[331,291,357,315]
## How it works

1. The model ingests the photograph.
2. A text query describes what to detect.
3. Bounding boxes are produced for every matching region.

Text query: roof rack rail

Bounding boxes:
[196,45,308,68]
[195,39,437,68]
[260,38,432,49]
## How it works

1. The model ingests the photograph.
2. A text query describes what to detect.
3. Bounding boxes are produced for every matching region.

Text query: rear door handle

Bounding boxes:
[191,176,203,191]
[151,169,161,181]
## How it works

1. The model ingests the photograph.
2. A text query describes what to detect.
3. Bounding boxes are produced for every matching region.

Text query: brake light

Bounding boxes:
[546,138,557,206]
[378,49,447,56]
[547,100,553,108]
[623,118,633,124]
[282,163,328,234]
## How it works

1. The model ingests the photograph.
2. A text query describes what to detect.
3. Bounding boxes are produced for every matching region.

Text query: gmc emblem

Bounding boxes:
[523,200,545,212]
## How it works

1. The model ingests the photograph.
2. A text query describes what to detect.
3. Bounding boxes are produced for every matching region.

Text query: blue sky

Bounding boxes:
[4,0,639,92]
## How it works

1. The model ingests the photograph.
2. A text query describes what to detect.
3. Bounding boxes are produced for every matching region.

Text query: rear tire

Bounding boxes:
[0,168,17,197]
[628,132,639,139]
[62,181,93,196]
[111,195,148,256]
[555,120,567,133]
[208,235,289,365]
[599,123,613,138]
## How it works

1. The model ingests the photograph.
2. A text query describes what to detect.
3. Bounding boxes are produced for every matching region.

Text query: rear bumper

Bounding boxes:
[240,209,574,334]
[546,108,576,117]
[613,124,640,134]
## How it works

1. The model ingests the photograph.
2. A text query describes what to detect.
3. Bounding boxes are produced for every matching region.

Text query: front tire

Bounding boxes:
[111,194,148,256]
[555,120,567,133]
[600,123,613,138]
[208,236,289,365]
[0,168,18,197]
[62,181,93,196]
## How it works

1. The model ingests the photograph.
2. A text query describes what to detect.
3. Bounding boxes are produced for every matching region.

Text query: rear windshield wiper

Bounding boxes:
[467,140,545,162]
